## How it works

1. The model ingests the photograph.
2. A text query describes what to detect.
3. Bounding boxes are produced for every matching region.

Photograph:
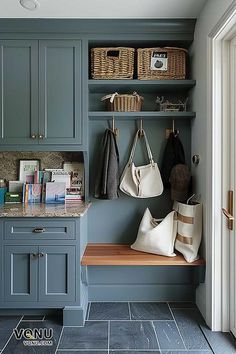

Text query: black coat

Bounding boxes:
[161,132,185,188]
[94,129,119,200]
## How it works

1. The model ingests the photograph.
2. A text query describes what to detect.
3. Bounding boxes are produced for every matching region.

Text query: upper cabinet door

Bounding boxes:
[39,40,82,145]
[0,40,38,145]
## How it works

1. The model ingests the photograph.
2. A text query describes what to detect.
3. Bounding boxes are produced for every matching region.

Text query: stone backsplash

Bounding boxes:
[0,151,83,182]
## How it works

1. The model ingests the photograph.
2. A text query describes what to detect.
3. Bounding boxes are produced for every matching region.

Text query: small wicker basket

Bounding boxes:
[101,92,143,112]
[137,47,188,80]
[91,47,135,80]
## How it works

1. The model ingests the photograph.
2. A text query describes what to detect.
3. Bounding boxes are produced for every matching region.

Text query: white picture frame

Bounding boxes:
[19,159,40,184]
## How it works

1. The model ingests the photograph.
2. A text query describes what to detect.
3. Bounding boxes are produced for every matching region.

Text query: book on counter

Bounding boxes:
[23,184,42,203]
[45,182,66,204]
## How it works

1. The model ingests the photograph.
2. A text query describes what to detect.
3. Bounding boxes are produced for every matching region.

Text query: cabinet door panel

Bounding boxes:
[39,40,82,145]
[0,40,38,144]
[4,245,38,302]
[39,245,76,302]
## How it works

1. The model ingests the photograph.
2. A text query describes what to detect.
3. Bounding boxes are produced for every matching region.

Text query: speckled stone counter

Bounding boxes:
[0,202,91,217]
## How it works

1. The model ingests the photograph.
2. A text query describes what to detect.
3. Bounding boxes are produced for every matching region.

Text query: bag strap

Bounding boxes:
[128,129,155,164]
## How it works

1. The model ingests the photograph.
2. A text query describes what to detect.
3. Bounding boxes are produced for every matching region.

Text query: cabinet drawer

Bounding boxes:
[4,220,76,240]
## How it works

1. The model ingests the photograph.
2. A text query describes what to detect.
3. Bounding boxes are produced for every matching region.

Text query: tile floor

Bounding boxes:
[0,302,235,354]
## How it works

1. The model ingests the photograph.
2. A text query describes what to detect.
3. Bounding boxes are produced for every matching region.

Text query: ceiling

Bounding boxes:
[0,0,208,18]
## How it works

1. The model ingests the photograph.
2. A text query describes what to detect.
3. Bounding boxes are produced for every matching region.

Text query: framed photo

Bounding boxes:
[63,162,84,195]
[19,159,40,184]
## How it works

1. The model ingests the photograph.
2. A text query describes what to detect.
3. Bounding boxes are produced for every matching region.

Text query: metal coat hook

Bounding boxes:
[172,119,179,136]
[139,118,144,137]
[111,115,119,138]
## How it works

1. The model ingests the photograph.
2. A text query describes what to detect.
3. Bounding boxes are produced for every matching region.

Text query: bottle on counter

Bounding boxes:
[0,179,7,204]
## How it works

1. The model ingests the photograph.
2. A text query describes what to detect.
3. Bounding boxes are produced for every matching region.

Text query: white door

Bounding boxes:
[228,36,236,337]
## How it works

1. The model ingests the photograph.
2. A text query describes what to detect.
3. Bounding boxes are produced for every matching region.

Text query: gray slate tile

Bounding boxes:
[2,319,62,354]
[88,302,129,320]
[153,320,185,350]
[22,315,45,321]
[129,302,173,320]
[57,352,108,354]
[201,324,236,354]
[109,320,159,350]
[162,351,213,354]
[169,302,197,309]
[0,316,21,351]
[59,321,108,350]
[172,309,211,350]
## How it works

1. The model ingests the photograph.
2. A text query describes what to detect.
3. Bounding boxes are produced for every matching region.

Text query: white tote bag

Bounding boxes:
[173,201,202,263]
[131,208,177,257]
[120,130,163,198]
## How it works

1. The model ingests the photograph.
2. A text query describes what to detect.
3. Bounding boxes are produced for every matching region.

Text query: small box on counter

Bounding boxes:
[5,192,22,203]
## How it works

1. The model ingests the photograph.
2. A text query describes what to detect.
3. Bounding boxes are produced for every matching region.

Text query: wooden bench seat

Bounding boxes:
[81,243,205,266]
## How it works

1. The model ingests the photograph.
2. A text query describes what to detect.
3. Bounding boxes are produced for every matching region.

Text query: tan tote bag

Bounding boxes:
[119,129,163,198]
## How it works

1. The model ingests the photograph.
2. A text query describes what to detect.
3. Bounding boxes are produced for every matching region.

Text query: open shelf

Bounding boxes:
[88,79,196,94]
[89,111,196,120]
[81,244,205,266]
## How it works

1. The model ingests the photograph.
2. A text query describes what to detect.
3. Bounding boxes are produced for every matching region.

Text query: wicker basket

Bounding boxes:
[91,47,135,80]
[101,92,143,112]
[137,47,188,80]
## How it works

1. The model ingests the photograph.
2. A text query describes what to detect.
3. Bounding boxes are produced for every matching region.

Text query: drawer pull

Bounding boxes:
[33,228,45,233]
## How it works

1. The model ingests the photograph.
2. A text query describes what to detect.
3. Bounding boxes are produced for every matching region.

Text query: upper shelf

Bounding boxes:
[89,111,196,120]
[88,79,196,94]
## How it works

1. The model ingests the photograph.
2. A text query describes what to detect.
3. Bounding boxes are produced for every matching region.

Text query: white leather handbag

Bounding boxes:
[119,129,163,198]
[173,201,202,263]
[131,208,177,257]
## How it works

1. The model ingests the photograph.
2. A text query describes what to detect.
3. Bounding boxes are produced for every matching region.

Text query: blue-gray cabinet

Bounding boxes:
[0,39,82,147]
[0,216,88,326]
[4,245,75,303]
[0,40,38,145]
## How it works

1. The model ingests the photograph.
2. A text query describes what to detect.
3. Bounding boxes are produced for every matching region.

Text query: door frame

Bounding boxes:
[207,1,236,332]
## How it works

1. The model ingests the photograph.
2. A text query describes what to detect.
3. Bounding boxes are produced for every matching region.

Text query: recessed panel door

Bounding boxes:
[38,245,76,302]
[0,40,38,144]
[39,40,82,145]
[4,245,38,302]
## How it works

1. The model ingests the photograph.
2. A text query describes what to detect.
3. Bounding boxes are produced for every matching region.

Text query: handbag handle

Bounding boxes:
[129,129,155,164]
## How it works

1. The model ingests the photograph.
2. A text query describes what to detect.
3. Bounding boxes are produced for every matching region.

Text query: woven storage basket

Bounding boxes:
[137,47,188,80]
[91,47,135,79]
[101,92,143,112]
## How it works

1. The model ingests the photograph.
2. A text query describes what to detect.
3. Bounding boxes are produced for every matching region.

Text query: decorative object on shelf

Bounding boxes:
[137,47,188,80]
[24,184,42,203]
[101,92,143,112]
[91,47,135,79]
[0,187,7,204]
[51,170,71,189]
[19,159,40,184]
[120,127,163,198]
[156,96,188,112]
[131,208,177,257]
[173,195,202,263]
[8,181,24,193]
[63,161,84,198]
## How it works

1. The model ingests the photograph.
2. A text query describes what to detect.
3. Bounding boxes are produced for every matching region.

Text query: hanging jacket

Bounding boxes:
[94,129,119,200]
[161,132,185,188]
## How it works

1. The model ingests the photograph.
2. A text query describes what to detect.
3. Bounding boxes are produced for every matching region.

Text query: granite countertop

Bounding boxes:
[0,202,91,218]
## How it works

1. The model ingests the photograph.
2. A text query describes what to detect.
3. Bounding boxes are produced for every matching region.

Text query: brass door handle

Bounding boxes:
[222,208,234,221]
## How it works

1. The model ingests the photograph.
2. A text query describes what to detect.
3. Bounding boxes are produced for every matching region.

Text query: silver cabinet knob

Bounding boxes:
[38,252,44,257]
[39,134,44,139]
[31,133,37,139]
[33,228,45,233]
[31,253,37,259]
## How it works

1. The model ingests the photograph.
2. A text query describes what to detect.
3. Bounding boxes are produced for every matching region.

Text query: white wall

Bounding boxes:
[191,0,234,320]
